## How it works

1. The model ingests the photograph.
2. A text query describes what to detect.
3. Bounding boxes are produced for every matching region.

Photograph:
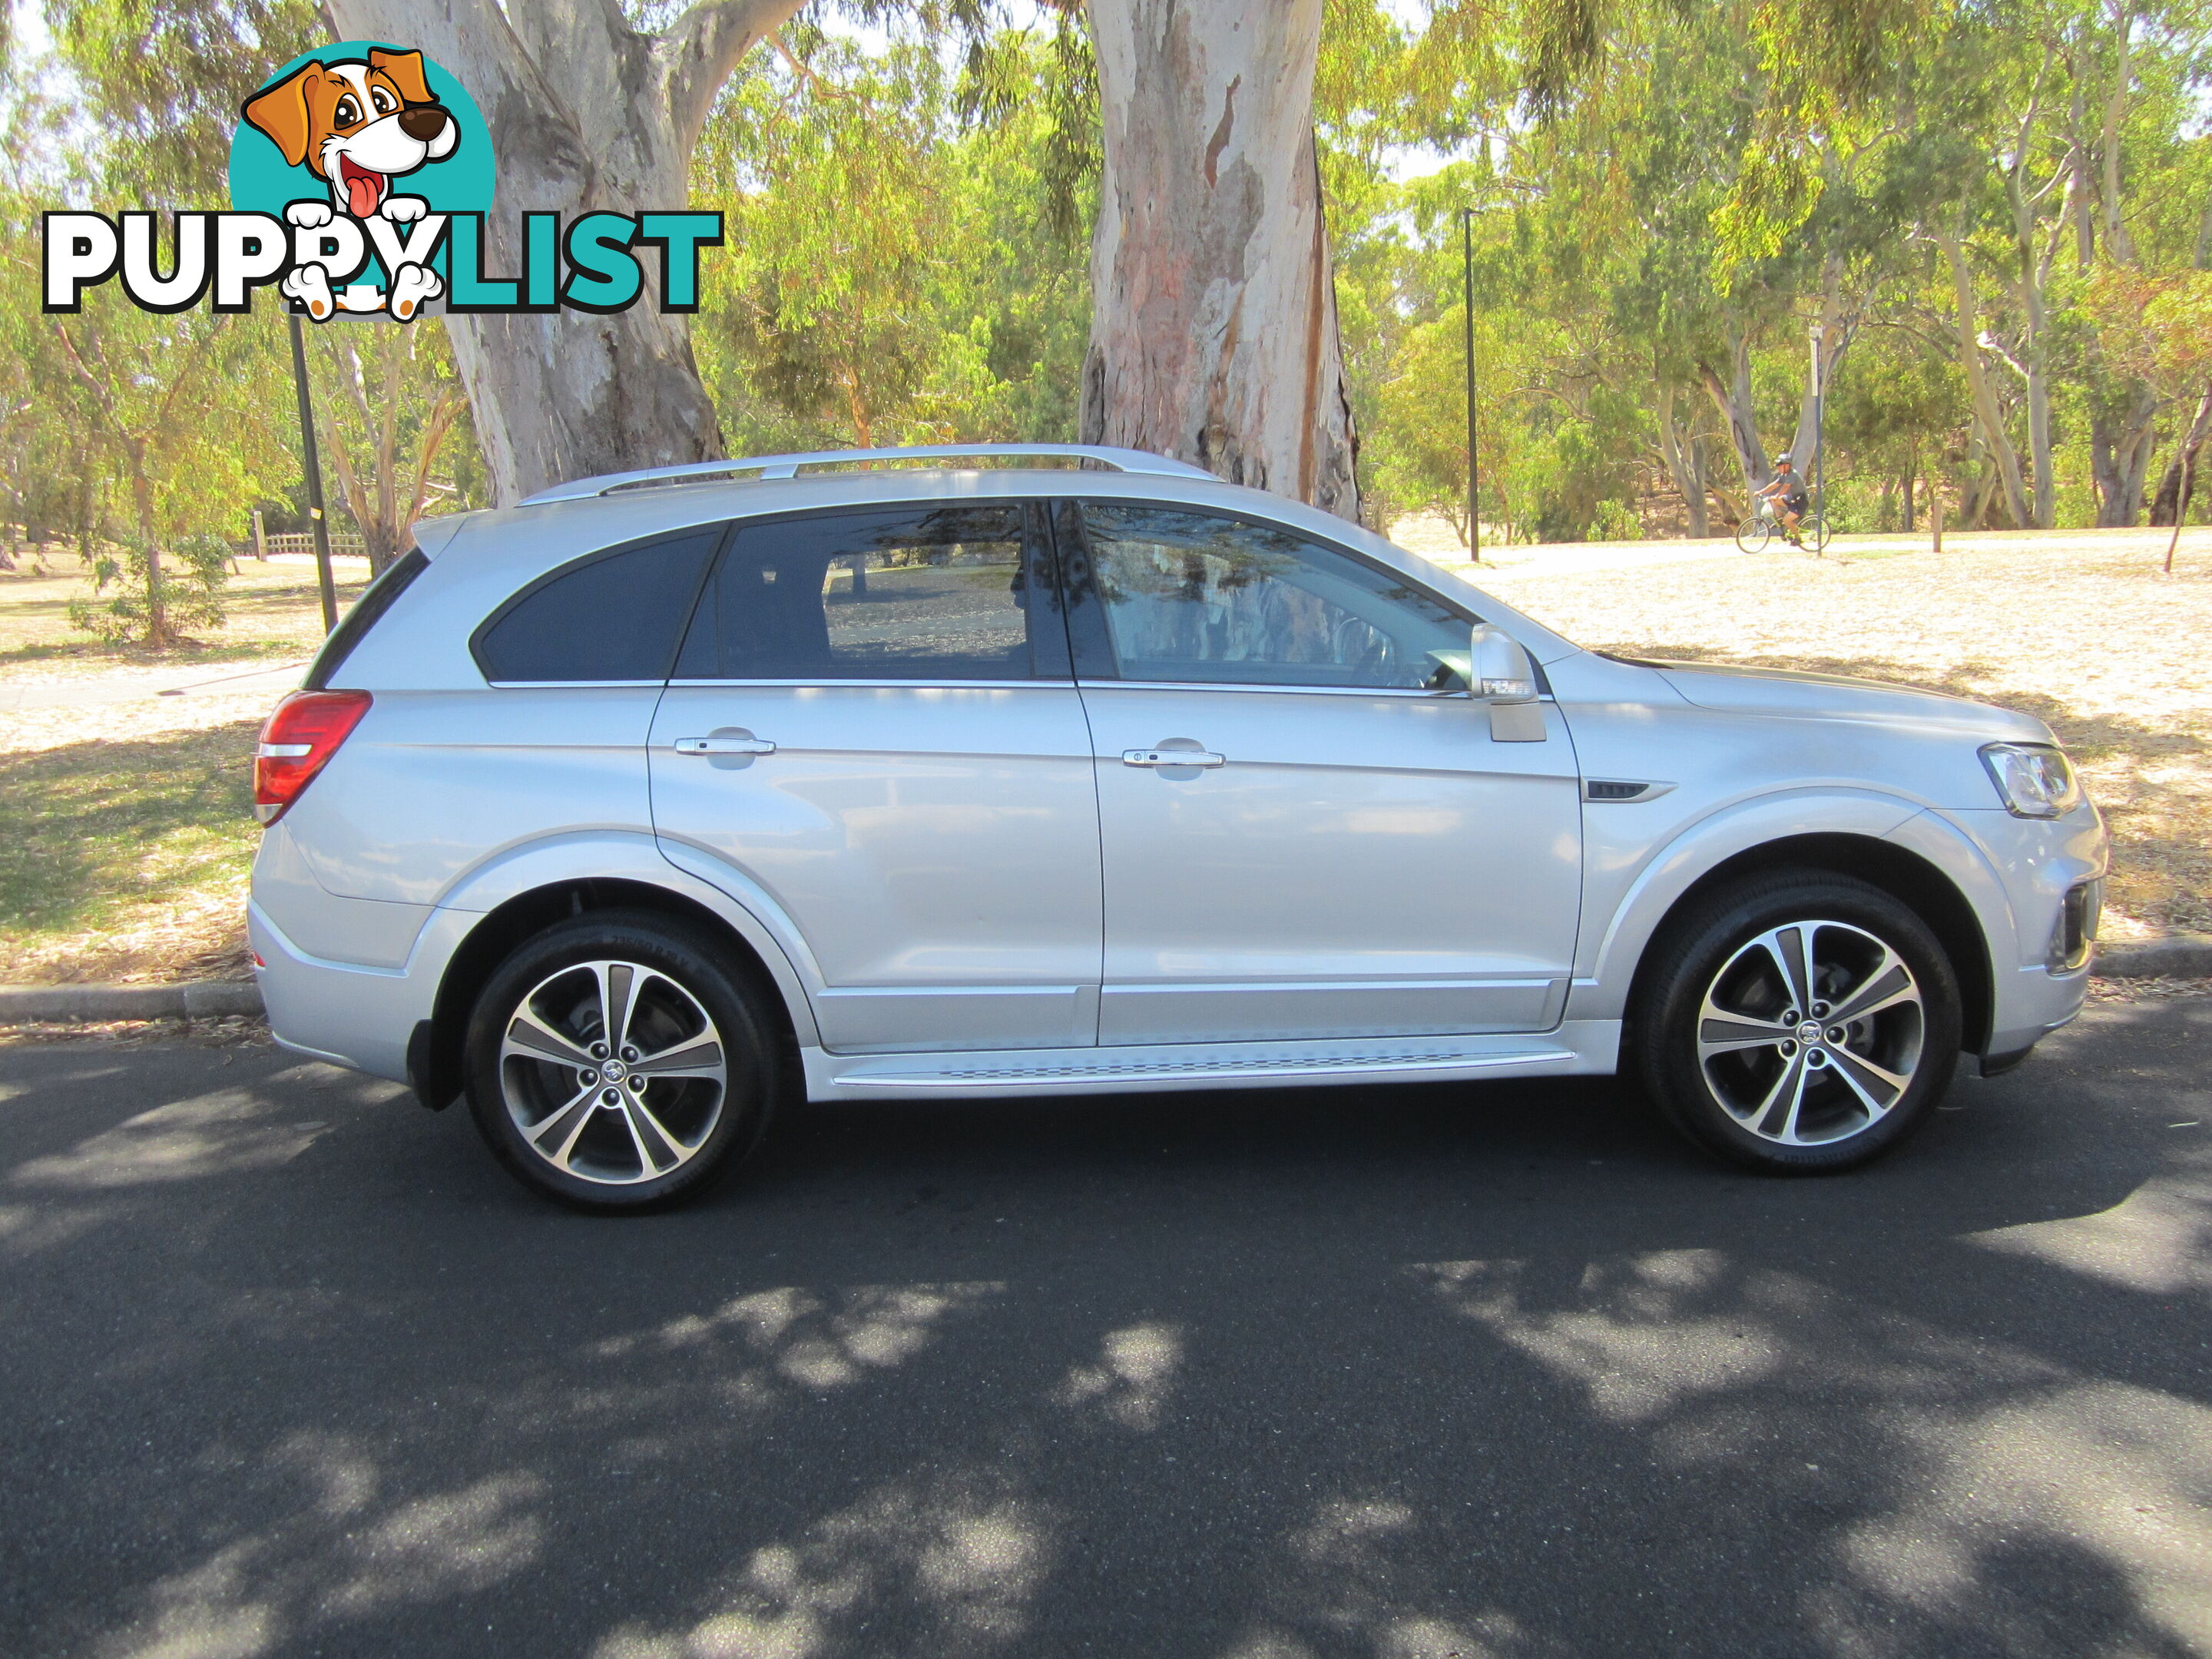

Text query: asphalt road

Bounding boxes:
[3,1000,2208,1659]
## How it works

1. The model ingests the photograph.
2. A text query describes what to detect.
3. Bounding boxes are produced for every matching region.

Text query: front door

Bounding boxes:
[1061,501,1583,1047]
[649,502,1101,1053]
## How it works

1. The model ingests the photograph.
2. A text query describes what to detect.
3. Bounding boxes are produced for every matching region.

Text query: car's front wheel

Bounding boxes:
[1633,872,1962,1173]
[463,911,779,1210]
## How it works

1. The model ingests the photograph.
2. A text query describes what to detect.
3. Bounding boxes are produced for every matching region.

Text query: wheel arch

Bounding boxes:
[412,876,809,1112]
[1620,833,1995,1058]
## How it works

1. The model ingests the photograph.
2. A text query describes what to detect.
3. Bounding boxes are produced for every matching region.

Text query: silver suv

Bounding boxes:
[248,445,2106,1210]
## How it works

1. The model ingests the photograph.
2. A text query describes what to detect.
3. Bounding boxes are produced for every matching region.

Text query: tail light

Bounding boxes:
[254,689,372,824]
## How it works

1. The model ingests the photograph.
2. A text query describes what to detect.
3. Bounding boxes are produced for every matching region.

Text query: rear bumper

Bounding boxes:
[248,900,442,1084]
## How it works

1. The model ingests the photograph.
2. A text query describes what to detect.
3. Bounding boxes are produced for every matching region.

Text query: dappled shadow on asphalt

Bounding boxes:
[2,1000,2209,1657]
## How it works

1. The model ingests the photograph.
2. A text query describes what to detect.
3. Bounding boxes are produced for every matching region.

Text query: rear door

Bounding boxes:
[1059,500,1583,1046]
[648,502,1103,1054]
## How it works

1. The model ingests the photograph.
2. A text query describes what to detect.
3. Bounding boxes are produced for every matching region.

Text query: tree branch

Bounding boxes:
[657,0,810,157]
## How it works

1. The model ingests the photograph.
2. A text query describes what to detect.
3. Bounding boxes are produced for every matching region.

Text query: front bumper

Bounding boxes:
[1945,800,2107,1061]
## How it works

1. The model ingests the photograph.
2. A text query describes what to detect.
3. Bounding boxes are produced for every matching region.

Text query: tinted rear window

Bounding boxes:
[472,528,722,684]
[305,548,428,689]
[673,505,1055,681]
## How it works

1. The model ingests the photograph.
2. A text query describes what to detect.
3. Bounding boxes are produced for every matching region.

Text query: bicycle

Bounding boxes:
[1734,500,1830,554]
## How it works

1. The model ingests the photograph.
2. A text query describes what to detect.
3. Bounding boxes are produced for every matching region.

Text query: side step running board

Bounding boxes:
[835,1046,1575,1090]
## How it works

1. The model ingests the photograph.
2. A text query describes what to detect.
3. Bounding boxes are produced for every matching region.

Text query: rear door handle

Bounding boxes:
[674,736,776,756]
[1123,747,1224,768]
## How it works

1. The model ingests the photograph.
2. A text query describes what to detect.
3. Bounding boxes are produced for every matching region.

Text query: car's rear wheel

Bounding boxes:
[1633,872,1962,1173]
[463,911,778,1210]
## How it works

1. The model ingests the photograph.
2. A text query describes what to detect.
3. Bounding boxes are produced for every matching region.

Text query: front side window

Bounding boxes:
[472,528,723,684]
[674,505,1061,681]
[1074,504,1468,690]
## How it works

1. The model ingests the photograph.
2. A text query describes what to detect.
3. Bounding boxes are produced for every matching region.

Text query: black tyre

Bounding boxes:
[1803,514,1833,552]
[463,910,780,1211]
[1631,871,1962,1174]
[1734,516,1772,553]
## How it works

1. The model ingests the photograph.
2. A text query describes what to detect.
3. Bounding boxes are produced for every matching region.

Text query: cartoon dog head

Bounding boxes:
[243,49,458,219]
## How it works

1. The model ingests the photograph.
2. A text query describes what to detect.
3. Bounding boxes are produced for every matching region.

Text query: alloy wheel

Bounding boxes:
[497,959,728,1186]
[1694,919,1926,1147]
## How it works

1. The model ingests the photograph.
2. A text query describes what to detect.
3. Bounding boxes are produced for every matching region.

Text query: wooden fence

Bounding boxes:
[255,531,369,560]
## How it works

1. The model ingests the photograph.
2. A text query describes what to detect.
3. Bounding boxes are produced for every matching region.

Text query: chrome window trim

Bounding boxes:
[484,680,670,690]
[664,677,1072,690]
[1075,678,1475,701]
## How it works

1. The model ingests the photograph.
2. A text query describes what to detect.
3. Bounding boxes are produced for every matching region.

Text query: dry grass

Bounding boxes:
[0,557,361,984]
[0,701,270,983]
[0,1014,273,1048]
[2086,975,2212,1003]
[0,554,367,680]
[1419,527,2212,942]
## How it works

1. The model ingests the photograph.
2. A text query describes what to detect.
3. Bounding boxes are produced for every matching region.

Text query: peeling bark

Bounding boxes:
[1079,0,1359,520]
[329,0,804,504]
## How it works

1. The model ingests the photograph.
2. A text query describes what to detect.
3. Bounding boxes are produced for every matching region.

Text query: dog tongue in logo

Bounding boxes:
[339,156,384,218]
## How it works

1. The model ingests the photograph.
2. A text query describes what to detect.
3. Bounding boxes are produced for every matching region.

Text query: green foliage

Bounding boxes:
[695,18,1092,452]
[68,531,231,643]
[28,0,321,207]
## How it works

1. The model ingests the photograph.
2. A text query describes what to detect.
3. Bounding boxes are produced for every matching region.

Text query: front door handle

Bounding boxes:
[1123,747,1225,768]
[674,735,777,757]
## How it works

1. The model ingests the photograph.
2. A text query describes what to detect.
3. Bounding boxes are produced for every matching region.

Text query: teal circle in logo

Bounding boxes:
[228,41,494,220]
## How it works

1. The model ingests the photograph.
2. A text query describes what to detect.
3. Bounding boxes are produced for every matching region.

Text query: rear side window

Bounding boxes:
[305,548,428,689]
[472,528,723,684]
[673,504,1065,682]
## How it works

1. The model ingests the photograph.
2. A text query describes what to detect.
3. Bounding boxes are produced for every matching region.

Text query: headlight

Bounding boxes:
[1980,743,2082,818]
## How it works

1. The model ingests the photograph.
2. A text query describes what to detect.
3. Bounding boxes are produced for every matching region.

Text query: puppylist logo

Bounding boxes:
[42,41,722,323]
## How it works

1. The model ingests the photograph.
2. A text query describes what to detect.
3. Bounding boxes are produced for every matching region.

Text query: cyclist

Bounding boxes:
[1754,454,1810,547]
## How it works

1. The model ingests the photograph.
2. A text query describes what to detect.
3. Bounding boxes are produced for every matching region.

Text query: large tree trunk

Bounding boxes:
[1657,380,1710,538]
[1786,254,1857,473]
[1079,0,1359,521]
[2093,385,2159,525]
[1697,320,1768,499]
[328,0,803,505]
[2151,386,2212,528]
[1933,227,2033,529]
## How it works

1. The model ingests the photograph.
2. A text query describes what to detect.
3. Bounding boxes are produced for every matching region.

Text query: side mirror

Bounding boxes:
[1470,623,1537,702]
[1469,623,1547,742]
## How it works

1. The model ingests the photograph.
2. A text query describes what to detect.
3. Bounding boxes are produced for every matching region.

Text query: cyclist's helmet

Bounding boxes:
[1776,452,1793,465]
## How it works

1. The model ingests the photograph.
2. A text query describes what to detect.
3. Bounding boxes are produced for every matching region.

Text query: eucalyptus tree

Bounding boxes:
[326,0,810,502]
[1078,0,1360,517]
[693,24,1090,452]
[16,290,281,645]
[313,323,475,575]
[0,6,303,638]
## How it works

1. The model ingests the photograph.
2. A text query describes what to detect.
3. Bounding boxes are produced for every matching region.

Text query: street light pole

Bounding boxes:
[1462,206,1480,565]
[286,310,339,633]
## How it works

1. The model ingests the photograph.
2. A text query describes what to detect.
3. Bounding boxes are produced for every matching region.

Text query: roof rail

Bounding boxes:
[518,444,1215,505]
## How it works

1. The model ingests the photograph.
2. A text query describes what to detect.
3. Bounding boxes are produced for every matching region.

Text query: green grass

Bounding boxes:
[0,720,261,975]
